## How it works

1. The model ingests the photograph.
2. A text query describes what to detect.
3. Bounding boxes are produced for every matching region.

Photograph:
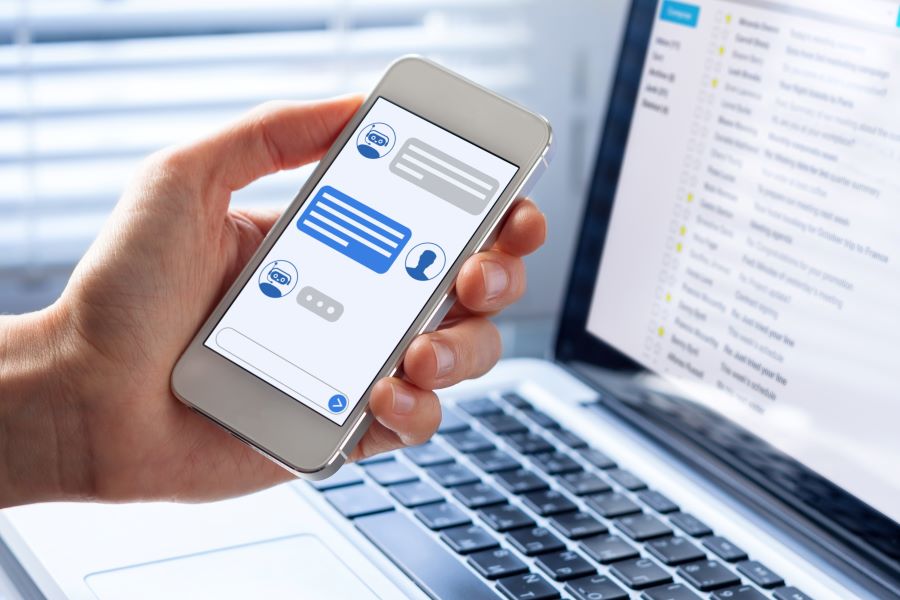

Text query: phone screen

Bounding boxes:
[206,98,518,425]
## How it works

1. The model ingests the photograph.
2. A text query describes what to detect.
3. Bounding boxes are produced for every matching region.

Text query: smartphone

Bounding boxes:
[172,56,552,479]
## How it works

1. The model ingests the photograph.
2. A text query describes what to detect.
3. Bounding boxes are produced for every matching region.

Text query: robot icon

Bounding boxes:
[258,260,298,298]
[357,122,396,159]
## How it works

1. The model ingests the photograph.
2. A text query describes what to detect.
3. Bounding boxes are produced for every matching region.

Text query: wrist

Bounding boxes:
[0,303,95,507]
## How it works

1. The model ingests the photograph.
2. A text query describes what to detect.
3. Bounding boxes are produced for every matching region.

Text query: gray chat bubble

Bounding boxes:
[389,138,499,215]
[297,286,343,322]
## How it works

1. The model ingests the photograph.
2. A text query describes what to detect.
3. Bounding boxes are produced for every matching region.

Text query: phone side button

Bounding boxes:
[355,510,497,599]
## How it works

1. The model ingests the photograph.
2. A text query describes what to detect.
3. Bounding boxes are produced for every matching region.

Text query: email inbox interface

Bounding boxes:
[589,1,900,520]
[207,99,518,425]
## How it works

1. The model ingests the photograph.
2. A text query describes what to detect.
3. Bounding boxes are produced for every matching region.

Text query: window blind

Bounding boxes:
[0,0,535,312]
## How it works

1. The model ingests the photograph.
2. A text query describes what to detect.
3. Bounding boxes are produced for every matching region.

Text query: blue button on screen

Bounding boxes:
[328,394,348,414]
[660,0,700,28]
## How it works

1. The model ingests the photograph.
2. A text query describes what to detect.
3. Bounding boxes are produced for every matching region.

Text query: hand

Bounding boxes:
[0,96,546,507]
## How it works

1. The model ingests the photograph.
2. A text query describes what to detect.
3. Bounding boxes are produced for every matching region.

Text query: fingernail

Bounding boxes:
[481,260,509,302]
[432,339,456,378]
[392,383,416,415]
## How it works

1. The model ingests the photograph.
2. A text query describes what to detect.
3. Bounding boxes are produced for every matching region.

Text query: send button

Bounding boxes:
[660,0,700,28]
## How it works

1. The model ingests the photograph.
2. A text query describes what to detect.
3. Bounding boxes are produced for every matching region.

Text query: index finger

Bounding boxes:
[179,95,364,193]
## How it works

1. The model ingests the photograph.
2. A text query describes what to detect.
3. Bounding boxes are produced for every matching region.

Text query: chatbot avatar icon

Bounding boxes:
[268,268,291,285]
[258,260,298,298]
[357,122,396,159]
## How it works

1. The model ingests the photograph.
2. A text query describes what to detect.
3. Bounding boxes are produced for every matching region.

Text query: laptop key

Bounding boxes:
[549,429,588,448]
[438,407,469,434]
[642,583,702,600]
[479,504,535,532]
[703,536,748,562]
[500,391,532,410]
[559,471,611,496]
[565,574,628,600]
[478,413,529,435]
[323,484,394,519]
[403,442,454,467]
[637,490,680,514]
[426,463,480,487]
[503,432,554,455]
[469,448,521,473]
[452,482,507,508]
[467,548,529,580]
[443,429,495,453]
[670,513,713,537]
[579,534,639,564]
[356,454,394,465]
[711,585,767,600]
[677,560,741,591]
[549,511,607,539]
[645,536,706,565]
[578,448,617,469]
[308,465,363,490]
[535,550,596,581]
[354,511,496,599]
[610,557,673,590]
[520,408,560,429]
[441,524,500,554]
[586,492,641,518]
[414,502,471,530]
[736,560,784,589]
[497,572,561,600]
[615,513,673,541]
[388,480,443,507]
[363,460,418,486]
[495,469,550,494]
[506,526,566,556]
[773,586,814,600]
[500,392,531,410]
[521,489,578,516]
[530,451,582,475]
[607,468,647,491]
[458,397,503,417]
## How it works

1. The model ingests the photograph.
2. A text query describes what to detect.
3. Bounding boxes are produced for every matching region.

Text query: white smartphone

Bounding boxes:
[172,57,552,479]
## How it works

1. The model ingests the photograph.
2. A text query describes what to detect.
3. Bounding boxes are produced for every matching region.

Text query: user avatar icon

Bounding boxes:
[405,243,446,282]
[258,260,298,298]
[357,122,396,159]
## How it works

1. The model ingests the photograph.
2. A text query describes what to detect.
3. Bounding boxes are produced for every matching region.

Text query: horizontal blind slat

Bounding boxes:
[0,0,536,291]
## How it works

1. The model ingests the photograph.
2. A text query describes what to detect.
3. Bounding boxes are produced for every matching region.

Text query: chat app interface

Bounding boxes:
[207,98,518,425]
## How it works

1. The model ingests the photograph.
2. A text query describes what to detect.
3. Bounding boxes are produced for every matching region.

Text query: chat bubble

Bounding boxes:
[297,186,411,274]
[390,138,500,215]
[297,286,343,322]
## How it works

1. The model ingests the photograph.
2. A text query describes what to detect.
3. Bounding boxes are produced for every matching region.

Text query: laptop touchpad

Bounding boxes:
[85,534,380,599]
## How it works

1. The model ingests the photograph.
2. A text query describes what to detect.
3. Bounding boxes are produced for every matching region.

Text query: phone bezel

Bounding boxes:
[171,56,552,477]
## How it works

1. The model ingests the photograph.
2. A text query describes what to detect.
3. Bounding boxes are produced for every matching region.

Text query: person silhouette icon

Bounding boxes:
[407,250,436,281]
[404,243,446,281]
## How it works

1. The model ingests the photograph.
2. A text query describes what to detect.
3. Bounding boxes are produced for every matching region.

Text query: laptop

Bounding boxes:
[2,0,898,598]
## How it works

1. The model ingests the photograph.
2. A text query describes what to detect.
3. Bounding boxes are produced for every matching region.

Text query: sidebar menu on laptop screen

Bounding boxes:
[587,0,900,522]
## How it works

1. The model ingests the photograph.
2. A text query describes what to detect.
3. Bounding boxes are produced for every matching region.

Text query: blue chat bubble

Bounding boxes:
[297,186,411,274]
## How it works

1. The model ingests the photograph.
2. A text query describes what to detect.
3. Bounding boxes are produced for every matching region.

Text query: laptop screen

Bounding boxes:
[585,0,900,523]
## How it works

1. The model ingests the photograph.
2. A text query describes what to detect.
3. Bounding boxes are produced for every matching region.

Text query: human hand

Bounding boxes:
[0,96,546,507]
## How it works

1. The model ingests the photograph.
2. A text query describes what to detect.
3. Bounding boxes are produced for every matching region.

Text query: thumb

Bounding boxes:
[184,95,363,193]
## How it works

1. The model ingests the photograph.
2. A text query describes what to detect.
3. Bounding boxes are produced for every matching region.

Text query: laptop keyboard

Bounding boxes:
[306,391,812,600]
